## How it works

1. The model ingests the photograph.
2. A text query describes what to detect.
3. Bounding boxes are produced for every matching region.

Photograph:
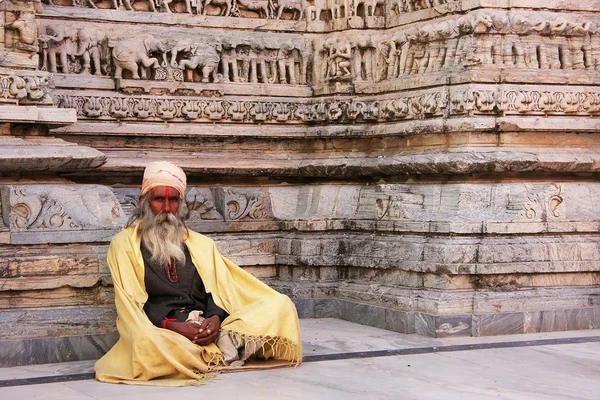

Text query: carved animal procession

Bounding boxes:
[37,11,600,85]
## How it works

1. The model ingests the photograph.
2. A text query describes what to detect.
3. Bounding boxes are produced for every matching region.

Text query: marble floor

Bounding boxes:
[1,318,599,399]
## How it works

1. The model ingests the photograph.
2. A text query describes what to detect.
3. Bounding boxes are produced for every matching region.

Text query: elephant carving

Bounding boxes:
[236,0,271,18]
[275,0,306,20]
[171,41,222,82]
[108,35,168,79]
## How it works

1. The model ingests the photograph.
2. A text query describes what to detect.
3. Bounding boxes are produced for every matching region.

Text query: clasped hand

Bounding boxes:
[165,315,221,346]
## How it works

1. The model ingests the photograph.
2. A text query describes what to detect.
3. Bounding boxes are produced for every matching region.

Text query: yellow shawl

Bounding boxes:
[94,225,302,386]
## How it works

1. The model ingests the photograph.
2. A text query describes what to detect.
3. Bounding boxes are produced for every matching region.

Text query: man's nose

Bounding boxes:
[162,198,172,213]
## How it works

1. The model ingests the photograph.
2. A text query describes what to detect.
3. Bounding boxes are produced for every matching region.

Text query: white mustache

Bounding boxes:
[155,212,178,224]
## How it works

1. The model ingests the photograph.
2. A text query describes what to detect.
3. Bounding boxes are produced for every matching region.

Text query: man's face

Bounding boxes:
[147,186,181,216]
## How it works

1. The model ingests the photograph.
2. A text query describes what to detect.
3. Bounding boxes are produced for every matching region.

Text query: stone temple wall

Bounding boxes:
[0,0,599,366]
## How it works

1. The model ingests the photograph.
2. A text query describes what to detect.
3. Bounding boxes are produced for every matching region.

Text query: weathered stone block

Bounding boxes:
[0,306,117,340]
[339,300,387,330]
[314,299,341,318]
[0,333,118,367]
[475,313,525,336]
[385,309,414,334]
[293,299,315,319]
[414,313,436,337]
[0,245,100,291]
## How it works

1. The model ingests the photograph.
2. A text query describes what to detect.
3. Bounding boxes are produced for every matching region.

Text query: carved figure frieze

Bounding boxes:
[108,35,169,79]
[312,11,600,85]
[71,27,106,76]
[235,0,271,18]
[43,0,309,19]
[392,0,449,15]
[36,12,599,89]
[37,24,307,84]
[38,24,76,74]
[38,24,112,76]
[170,41,222,82]
[275,0,306,20]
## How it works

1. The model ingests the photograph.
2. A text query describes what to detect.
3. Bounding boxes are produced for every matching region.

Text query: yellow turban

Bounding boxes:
[141,161,187,199]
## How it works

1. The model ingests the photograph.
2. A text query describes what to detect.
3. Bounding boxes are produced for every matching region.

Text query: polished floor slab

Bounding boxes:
[1,318,599,399]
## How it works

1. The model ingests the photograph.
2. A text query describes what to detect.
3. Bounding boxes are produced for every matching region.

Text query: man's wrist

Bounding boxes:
[161,317,176,329]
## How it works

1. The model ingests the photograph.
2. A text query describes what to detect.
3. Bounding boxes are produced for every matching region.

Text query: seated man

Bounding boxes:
[95,161,302,385]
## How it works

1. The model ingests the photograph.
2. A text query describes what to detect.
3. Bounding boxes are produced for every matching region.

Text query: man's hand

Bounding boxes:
[164,316,221,346]
[164,321,202,342]
[192,315,221,346]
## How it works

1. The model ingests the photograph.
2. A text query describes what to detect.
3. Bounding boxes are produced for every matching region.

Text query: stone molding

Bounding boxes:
[112,183,600,235]
[51,85,600,124]
[6,181,594,244]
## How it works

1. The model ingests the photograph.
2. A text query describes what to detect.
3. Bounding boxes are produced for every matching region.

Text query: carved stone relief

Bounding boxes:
[391,0,449,15]
[518,184,565,222]
[0,70,53,104]
[184,188,224,221]
[355,183,588,230]
[42,0,309,20]
[375,191,425,221]
[450,87,600,115]
[37,22,308,84]
[1,0,43,69]
[111,187,270,222]
[38,0,390,22]
[4,10,39,53]
[313,11,600,85]
[29,10,600,95]
[213,188,271,221]
[0,185,127,241]
[54,83,600,124]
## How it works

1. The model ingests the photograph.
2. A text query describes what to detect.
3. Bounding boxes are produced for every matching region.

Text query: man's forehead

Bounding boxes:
[149,186,180,197]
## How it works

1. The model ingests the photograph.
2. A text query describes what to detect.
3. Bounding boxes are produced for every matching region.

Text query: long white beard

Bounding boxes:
[140,211,187,267]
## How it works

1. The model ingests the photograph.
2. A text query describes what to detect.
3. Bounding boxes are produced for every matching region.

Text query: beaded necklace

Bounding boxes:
[164,258,178,283]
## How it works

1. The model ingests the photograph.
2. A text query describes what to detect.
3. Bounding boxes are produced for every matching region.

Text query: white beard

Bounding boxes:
[139,207,187,267]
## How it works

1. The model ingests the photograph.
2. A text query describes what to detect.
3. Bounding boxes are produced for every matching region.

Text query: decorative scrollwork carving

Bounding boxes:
[224,189,268,220]
[184,190,225,221]
[0,72,53,105]
[519,184,564,222]
[10,190,80,231]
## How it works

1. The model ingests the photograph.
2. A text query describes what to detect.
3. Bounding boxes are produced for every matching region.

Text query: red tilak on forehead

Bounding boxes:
[165,187,170,199]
